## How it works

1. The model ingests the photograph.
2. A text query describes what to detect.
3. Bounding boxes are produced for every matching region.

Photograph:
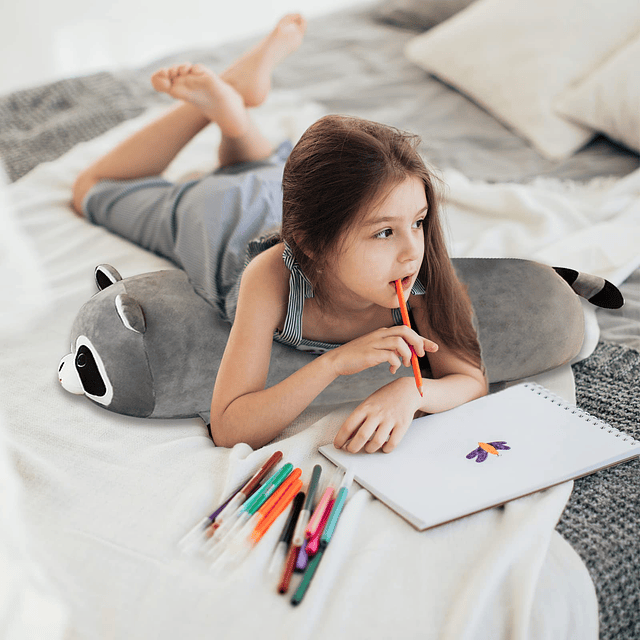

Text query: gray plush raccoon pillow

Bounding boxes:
[58,259,622,422]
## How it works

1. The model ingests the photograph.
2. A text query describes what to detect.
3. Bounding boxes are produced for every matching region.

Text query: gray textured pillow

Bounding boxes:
[376,0,477,31]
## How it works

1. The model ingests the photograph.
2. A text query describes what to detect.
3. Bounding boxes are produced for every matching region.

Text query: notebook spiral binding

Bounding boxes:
[523,383,638,445]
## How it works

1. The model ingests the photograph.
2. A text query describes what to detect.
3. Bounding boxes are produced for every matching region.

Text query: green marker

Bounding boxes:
[320,470,352,545]
[290,468,354,606]
[291,548,324,606]
[243,463,294,514]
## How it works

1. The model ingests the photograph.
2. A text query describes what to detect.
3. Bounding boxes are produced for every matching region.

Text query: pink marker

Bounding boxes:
[306,498,334,556]
[305,486,334,539]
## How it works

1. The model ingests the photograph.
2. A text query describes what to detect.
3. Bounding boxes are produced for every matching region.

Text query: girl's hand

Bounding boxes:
[333,377,423,454]
[324,326,438,378]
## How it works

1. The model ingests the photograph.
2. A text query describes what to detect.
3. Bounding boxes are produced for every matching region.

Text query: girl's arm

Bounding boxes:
[210,248,338,448]
[210,247,435,449]
[417,338,488,414]
[334,330,487,454]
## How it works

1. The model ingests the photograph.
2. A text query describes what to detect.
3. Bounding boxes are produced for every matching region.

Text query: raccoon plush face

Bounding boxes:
[58,265,231,421]
[59,265,156,417]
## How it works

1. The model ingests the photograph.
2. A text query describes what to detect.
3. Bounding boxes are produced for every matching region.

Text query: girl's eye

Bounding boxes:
[413,218,425,229]
[374,228,393,239]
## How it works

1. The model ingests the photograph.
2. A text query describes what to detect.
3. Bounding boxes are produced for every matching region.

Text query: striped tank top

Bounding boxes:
[240,236,426,355]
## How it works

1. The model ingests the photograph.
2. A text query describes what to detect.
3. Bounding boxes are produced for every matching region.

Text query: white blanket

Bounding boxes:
[5,95,640,639]
[444,166,640,285]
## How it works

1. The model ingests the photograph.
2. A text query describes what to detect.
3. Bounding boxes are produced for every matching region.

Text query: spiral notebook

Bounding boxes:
[319,383,640,531]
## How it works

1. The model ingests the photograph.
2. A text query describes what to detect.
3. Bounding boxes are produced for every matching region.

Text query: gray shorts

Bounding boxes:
[83,142,292,321]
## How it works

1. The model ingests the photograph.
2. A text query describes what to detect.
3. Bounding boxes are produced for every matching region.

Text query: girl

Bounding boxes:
[72,14,487,454]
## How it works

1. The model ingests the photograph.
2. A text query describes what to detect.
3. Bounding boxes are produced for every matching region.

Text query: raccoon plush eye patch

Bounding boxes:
[75,345,107,397]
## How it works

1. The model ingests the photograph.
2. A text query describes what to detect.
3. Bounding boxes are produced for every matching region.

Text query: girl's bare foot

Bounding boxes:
[151,63,249,138]
[221,13,307,108]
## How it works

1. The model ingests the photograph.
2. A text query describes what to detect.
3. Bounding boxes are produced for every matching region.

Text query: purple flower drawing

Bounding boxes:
[466,441,511,463]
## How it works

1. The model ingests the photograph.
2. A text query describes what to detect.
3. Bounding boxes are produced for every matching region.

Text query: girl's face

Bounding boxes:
[324,176,427,312]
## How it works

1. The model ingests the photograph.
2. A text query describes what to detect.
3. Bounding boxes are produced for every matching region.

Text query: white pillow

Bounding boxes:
[554,33,640,155]
[404,0,640,160]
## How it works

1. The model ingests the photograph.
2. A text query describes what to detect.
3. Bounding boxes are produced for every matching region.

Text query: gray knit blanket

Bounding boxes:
[561,342,639,639]
[1,65,638,640]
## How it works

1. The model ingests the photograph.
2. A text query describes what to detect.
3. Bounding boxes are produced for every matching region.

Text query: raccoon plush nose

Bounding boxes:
[58,354,84,394]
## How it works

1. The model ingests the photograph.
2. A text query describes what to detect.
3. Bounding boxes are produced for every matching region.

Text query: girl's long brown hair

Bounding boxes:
[281,115,482,370]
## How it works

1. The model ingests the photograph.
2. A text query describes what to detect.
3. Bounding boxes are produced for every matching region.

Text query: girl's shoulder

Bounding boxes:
[239,242,289,326]
[243,241,288,289]
[245,239,286,272]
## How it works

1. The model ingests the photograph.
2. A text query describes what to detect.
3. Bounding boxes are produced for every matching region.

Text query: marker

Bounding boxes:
[321,469,353,545]
[394,279,423,397]
[179,460,270,553]
[178,480,244,552]
[247,468,302,541]
[307,468,353,555]
[210,469,299,570]
[291,465,322,547]
[251,480,303,544]
[295,544,308,572]
[305,499,334,556]
[207,450,283,535]
[278,466,320,593]
[219,479,303,571]
[204,463,293,555]
[268,491,305,575]
[243,463,294,514]
[291,548,324,607]
[291,469,354,606]
[284,464,322,577]
[306,486,334,539]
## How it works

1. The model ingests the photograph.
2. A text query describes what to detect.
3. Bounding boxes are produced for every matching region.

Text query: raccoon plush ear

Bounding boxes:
[95,264,123,291]
[115,294,146,334]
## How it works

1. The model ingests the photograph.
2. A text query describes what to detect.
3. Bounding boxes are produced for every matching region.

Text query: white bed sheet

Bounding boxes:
[5,96,640,639]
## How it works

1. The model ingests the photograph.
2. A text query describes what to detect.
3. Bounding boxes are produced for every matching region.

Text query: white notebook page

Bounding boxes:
[319,383,639,530]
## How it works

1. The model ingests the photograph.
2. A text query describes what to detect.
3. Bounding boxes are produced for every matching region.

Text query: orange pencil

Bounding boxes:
[394,279,423,397]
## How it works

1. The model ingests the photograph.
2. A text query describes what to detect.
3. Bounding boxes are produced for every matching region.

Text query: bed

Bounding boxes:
[1,2,639,639]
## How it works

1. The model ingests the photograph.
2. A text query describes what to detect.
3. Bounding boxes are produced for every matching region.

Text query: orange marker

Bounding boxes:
[256,468,302,523]
[252,478,303,544]
[394,279,424,397]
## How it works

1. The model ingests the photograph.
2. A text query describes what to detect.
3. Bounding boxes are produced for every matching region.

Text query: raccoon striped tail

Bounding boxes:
[553,267,624,309]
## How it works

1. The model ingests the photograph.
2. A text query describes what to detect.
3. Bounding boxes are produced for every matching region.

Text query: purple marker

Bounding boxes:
[296,544,308,572]
[177,477,262,552]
